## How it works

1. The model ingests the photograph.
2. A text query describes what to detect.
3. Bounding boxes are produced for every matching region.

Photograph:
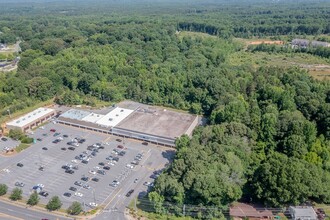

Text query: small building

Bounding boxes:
[0,43,6,50]
[230,203,274,220]
[311,41,330,48]
[292,39,310,48]
[292,39,330,48]
[288,206,317,220]
[6,108,56,132]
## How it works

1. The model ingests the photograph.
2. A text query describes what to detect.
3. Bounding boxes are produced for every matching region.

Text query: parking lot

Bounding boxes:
[0,122,174,211]
[0,136,19,152]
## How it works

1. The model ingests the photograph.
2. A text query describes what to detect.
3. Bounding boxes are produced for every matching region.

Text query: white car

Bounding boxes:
[89,202,98,207]
[37,183,45,188]
[126,164,134,169]
[89,170,96,175]
[75,192,83,197]
[2,169,10,173]
[83,184,90,189]
[108,162,115,166]
[71,160,78,164]
[94,166,101,170]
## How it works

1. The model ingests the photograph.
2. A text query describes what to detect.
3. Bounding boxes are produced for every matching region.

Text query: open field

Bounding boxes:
[228,51,330,80]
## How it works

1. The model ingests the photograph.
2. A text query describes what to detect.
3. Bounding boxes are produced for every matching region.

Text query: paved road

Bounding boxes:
[0,200,73,220]
[94,146,174,220]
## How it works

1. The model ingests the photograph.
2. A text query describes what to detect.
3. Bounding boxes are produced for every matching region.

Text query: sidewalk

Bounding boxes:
[0,197,102,220]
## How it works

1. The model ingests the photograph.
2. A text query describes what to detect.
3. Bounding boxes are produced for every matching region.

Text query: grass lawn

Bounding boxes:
[128,197,194,220]
[314,204,330,220]
[15,143,31,153]
[227,51,330,80]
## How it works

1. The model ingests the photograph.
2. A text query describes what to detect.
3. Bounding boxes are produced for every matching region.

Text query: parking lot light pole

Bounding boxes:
[92,188,96,204]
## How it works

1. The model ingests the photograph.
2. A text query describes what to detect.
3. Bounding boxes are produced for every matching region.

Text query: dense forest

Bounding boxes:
[1,0,330,217]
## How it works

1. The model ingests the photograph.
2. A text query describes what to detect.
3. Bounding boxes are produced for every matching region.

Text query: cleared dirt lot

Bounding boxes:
[0,122,174,211]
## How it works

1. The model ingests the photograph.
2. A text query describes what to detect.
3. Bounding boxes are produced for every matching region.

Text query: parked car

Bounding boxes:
[69,187,77,192]
[42,147,48,150]
[103,166,110,170]
[110,180,120,187]
[116,139,122,142]
[83,184,90,189]
[52,139,60,144]
[15,182,24,187]
[98,162,105,166]
[63,134,69,138]
[61,147,67,151]
[117,145,124,149]
[37,138,42,141]
[142,142,148,145]
[65,169,74,174]
[39,191,49,197]
[74,181,82,186]
[50,129,56,132]
[1,137,8,141]
[81,176,89,181]
[17,163,24,167]
[68,147,75,151]
[92,177,99,182]
[126,189,134,197]
[119,151,126,156]
[74,192,84,197]
[63,192,71,197]
[89,202,98,207]
[126,164,134,169]
[97,170,106,175]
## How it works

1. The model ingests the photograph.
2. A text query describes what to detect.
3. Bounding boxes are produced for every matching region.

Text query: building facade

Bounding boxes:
[6,108,56,132]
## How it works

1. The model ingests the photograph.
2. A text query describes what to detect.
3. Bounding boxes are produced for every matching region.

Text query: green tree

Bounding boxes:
[0,184,8,196]
[46,196,62,211]
[148,191,165,214]
[67,201,82,215]
[8,129,25,140]
[10,188,22,201]
[27,192,39,206]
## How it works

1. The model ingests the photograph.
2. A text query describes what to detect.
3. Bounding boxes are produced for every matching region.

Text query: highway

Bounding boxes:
[0,200,73,220]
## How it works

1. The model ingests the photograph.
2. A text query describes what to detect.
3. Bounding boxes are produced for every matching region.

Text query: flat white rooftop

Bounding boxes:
[95,107,133,128]
[6,108,55,128]
[82,113,105,123]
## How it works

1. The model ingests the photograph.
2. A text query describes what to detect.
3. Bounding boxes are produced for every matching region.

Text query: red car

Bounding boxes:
[50,129,56,132]
[117,145,124,149]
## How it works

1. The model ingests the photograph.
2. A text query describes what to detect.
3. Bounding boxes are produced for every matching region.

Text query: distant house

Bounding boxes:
[292,39,310,48]
[292,39,330,48]
[230,203,274,220]
[311,41,330,48]
[0,43,6,50]
[288,206,317,220]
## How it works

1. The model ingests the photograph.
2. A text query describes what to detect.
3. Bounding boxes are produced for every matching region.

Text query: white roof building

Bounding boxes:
[6,108,56,132]
[81,113,105,123]
[95,107,134,128]
[289,206,317,220]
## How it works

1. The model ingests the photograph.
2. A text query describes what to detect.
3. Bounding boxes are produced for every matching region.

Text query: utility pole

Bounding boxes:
[183,204,186,216]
